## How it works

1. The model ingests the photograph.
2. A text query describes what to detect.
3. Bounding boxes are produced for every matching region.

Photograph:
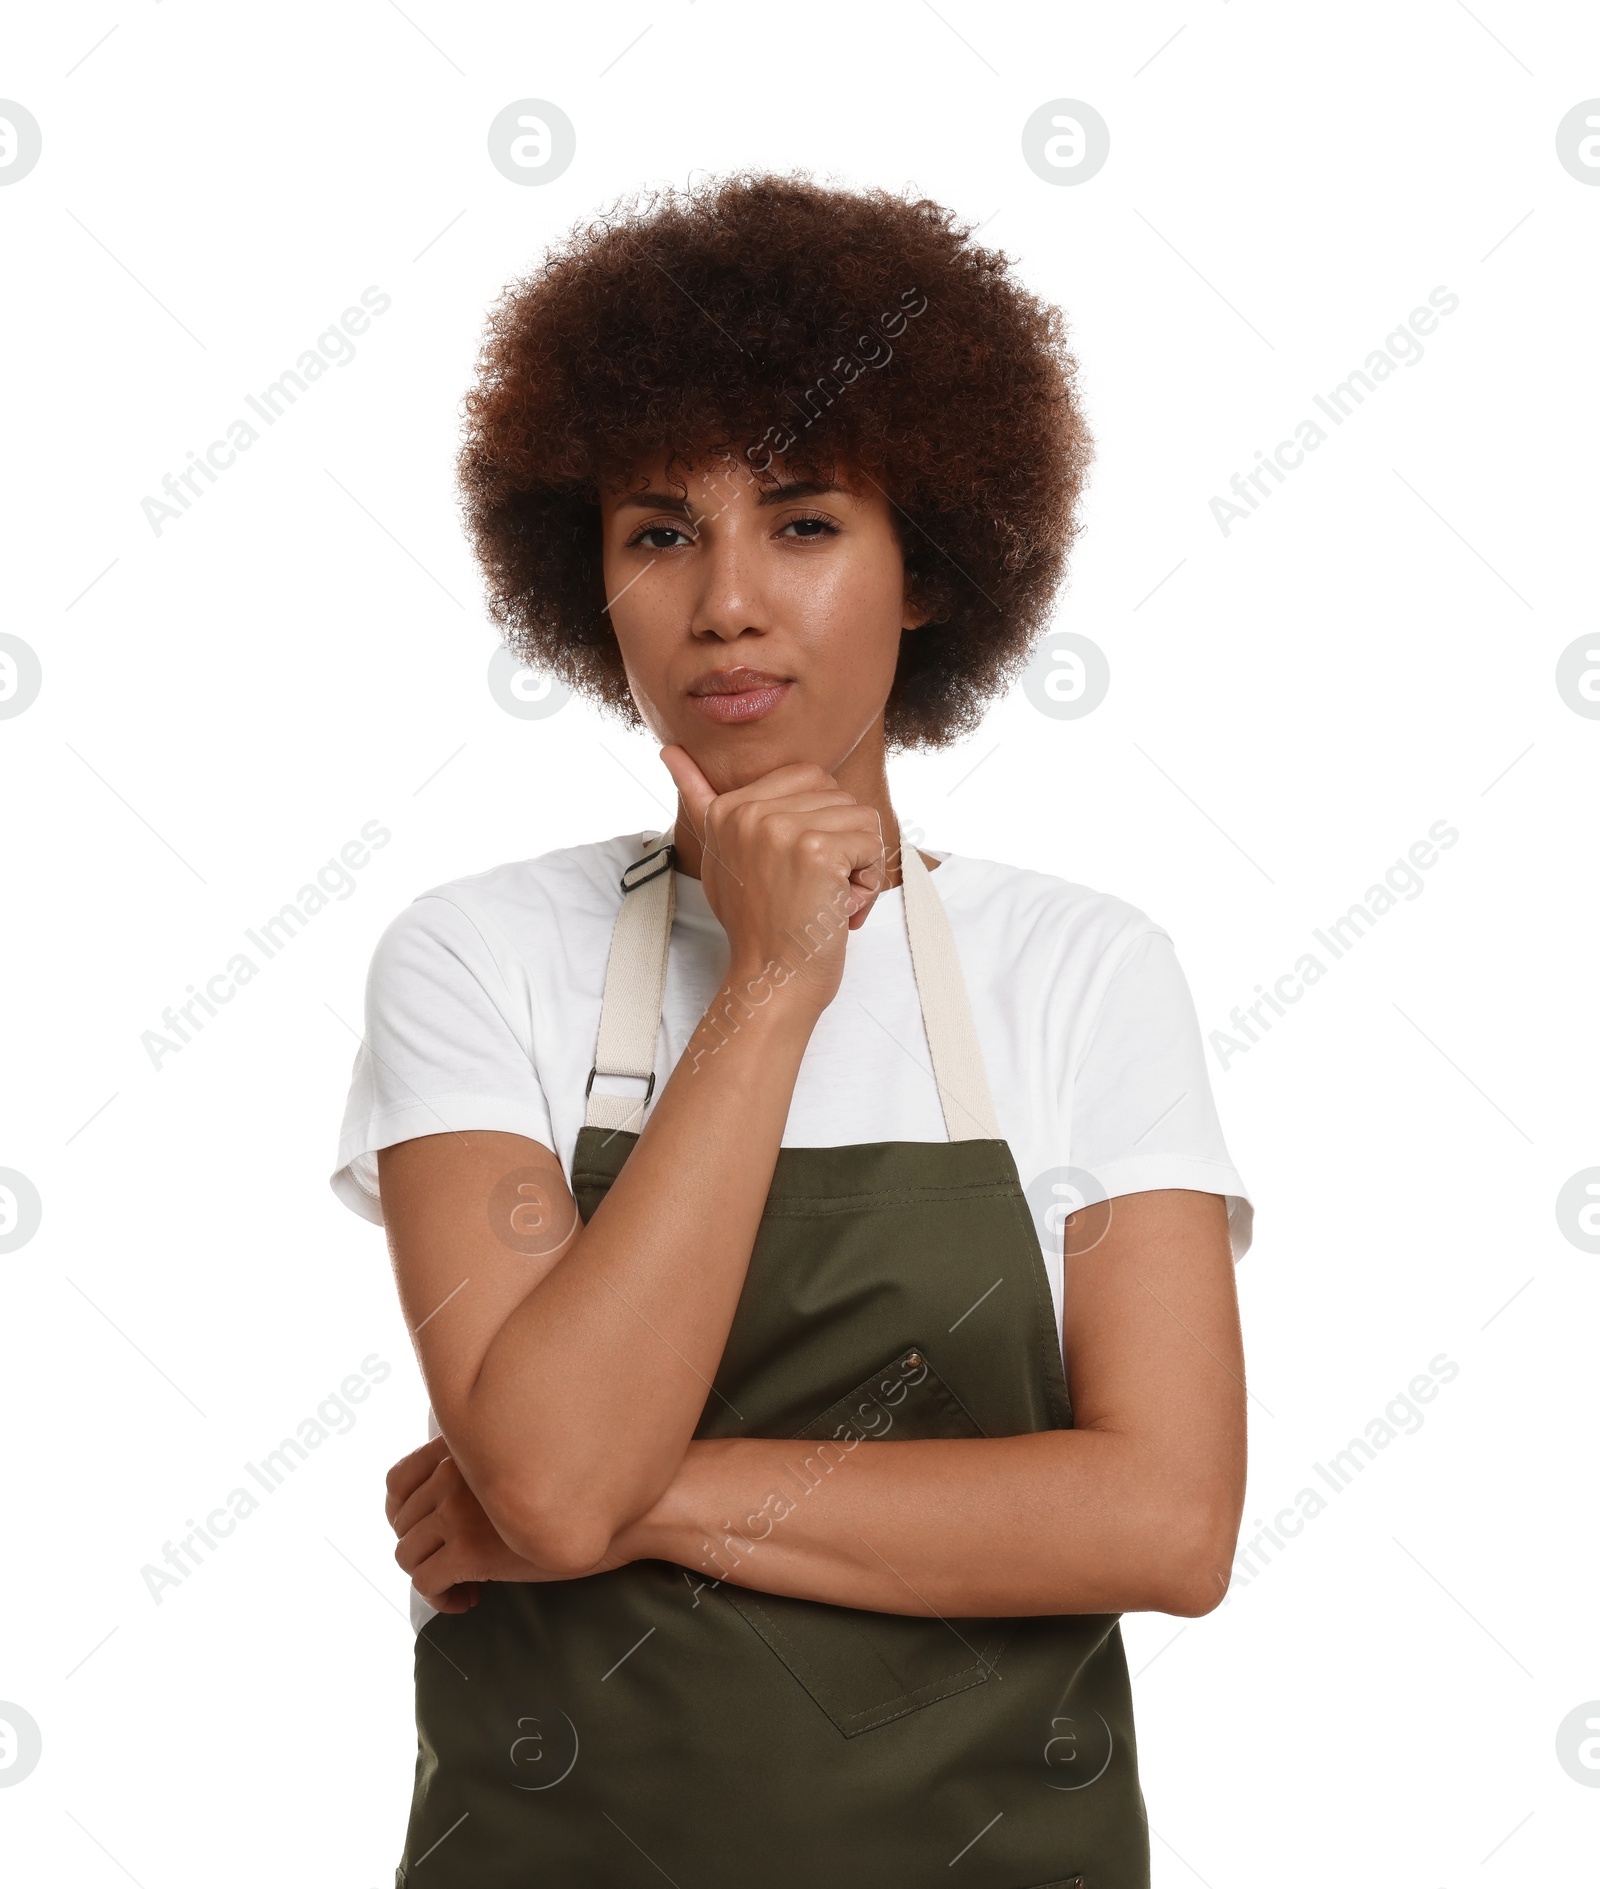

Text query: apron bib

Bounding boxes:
[397,837,1151,1888]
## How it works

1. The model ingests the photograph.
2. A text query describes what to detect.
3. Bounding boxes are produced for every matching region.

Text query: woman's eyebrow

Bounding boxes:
[611,477,848,516]
[613,490,695,514]
[755,478,845,506]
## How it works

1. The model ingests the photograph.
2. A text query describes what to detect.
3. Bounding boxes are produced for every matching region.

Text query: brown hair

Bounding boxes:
[457,171,1093,748]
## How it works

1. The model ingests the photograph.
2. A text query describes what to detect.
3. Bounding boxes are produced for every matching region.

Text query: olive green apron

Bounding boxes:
[397,836,1150,1888]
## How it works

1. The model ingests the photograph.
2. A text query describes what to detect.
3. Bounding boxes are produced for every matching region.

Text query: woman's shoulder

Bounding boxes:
[932,846,1169,968]
[386,831,652,931]
[364,831,655,980]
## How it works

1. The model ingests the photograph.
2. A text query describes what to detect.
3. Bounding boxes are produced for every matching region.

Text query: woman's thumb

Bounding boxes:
[659,744,716,828]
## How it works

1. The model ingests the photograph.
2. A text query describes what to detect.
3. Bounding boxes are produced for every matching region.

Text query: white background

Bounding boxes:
[2,4,1597,1884]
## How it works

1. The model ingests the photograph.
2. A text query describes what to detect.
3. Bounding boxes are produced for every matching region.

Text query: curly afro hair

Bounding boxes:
[457,171,1093,749]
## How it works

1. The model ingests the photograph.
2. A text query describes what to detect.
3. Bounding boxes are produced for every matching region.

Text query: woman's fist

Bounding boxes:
[660,746,888,1016]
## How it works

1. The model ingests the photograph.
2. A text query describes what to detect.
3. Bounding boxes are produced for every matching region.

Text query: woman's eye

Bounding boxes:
[778,515,838,540]
[633,524,693,549]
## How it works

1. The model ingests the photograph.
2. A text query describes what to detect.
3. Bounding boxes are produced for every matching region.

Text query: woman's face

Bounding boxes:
[598,453,925,793]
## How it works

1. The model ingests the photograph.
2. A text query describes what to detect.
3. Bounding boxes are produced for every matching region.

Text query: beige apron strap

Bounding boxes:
[583,824,1000,1144]
[898,840,1001,1142]
[583,833,675,1133]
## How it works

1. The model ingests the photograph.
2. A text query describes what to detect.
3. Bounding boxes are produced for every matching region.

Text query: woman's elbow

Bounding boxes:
[452,1399,627,1577]
[481,1475,620,1578]
[1161,1562,1232,1618]
[1157,1501,1240,1617]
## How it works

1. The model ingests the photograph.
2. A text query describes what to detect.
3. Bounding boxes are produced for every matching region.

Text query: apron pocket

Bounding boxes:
[718,1347,1012,1737]
[794,1344,988,1448]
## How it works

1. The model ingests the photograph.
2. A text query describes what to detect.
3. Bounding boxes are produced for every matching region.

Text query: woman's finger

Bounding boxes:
[727,789,856,818]
[429,1582,481,1614]
[406,1548,479,1613]
[384,1435,451,1529]
[767,806,886,888]
[394,1514,447,1578]
[404,1527,483,1610]
[391,1457,460,1540]
[711,760,841,808]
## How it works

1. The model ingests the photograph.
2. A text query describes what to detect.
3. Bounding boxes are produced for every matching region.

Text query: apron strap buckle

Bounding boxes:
[620,841,673,893]
[585,1065,656,1104]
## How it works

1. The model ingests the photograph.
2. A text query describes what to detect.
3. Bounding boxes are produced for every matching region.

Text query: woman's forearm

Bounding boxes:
[617,1431,1237,1620]
[399,765,890,1574]
[388,770,923,1576]
[464,969,818,1568]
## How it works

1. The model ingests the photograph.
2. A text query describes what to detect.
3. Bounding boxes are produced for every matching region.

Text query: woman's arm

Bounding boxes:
[618,1188,1247,1617]
[392,1189,1247,1617]
[377,756,884,1576]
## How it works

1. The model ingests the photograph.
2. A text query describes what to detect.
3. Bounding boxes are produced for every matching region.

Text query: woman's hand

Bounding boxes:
[385,1437,636,1611]
[659,746,888,1016]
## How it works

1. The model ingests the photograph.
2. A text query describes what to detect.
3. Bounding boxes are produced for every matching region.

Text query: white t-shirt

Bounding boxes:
[331,831,1253,1355]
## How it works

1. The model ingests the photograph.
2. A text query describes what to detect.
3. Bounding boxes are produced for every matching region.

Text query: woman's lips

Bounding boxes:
[686,669,793,724]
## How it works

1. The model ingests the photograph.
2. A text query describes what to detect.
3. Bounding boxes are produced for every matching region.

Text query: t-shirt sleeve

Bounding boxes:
[1068,926,1254,1261]
[329,892,556,1228]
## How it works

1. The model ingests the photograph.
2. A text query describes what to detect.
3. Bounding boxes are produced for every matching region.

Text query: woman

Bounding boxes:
[332,173,1252,1888]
